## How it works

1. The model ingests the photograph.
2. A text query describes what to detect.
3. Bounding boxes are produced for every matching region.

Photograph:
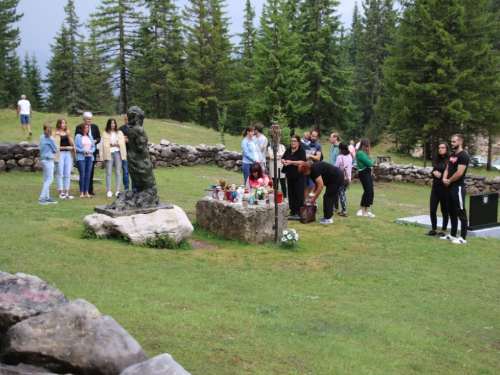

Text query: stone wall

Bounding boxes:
[0,140,243,173]
[371,163,500,194]
[2,141,499,194]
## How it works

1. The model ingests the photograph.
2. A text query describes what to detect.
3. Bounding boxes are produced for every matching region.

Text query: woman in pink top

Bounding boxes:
[335,142,353,217]
[248,162,271,188]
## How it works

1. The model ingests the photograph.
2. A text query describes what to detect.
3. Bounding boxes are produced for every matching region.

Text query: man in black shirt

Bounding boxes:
[75,112,101,195]
[441,134,469,244]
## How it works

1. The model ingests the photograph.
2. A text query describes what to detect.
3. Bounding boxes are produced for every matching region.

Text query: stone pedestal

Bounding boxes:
[196,198,288,244]
[84,205,193,245]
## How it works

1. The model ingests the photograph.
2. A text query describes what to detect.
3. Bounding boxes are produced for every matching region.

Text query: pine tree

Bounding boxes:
[90,0,144,114]
[251,0,310,130]
[355,0,396,140]
[183,0,233,128]
[226,0,256,132]
[130,0,185,119]
[383,0,500,156]
[78,27,115,113]
[45,0,82,113]
[298,0,355,135]
[22,54,45,110]
[0,0,22,107]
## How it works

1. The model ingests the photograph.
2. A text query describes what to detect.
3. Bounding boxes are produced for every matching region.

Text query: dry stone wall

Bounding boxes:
[1,141,499,194]
[370,163,500,194]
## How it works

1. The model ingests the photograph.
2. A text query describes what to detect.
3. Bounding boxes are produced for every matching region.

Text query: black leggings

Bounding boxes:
[430,184,448,231]
[323,180,344,219]
[358,168,374,207]
[287,176,304,215]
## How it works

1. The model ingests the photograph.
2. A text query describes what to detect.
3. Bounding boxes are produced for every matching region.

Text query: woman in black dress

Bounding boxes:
[281,135,307,220]
[426,141,450,237]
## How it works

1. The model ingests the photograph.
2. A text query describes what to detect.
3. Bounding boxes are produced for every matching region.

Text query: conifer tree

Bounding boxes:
[298,0,355,134]
[227,0,256,131]
[130,0,185,119]
[46,0,81,113]
[22,54,45,110]
[0,0,22,107]
[355,0,396,140]
[251,0,310,130]
[90,0,144,114]
[383,0,500,156]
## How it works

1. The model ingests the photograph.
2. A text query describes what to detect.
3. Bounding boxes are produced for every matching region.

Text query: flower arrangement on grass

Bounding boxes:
[280,228,299,248]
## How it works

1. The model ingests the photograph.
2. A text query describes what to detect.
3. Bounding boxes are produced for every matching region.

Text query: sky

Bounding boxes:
[15,0,357,75]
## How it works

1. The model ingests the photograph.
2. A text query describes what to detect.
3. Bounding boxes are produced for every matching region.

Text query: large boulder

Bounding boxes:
[0,272,69,342]
[0,363,69,374]
[120,354,190,375]
[2,299,148,375]
[83,206,194,245]
[196,198,288,244]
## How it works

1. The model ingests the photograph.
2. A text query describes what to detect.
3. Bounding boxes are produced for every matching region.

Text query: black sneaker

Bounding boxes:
[436,232,446,238]
[425,230,437,236]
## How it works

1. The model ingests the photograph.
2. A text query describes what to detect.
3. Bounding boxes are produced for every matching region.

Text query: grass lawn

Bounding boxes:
[1,163,499,374]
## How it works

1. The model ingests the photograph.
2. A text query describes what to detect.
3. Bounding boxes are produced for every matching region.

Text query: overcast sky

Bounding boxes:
[16,0,357,75]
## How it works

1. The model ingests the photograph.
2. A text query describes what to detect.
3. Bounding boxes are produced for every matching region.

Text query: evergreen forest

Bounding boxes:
[2,0,500,163]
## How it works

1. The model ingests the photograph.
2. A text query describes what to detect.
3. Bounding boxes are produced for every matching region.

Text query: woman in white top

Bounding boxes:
[100,118,127,197]
[335,142,353,217]
[267,143,287,199]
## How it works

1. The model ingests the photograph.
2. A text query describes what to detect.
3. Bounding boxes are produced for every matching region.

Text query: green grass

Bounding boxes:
[1,163,499,374]
[0,108,244,152]
[1,109,500,373]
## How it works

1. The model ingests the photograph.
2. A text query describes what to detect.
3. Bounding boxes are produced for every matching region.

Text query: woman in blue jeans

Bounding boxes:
[74,123,95,198]
[38,122,59,205]
[241,125,261,186]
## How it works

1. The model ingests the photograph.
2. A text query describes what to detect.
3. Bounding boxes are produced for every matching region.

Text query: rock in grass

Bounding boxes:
[0,271,69,343]
[120,353,191,375]
[2,299,148,375]
[0,363,70,374]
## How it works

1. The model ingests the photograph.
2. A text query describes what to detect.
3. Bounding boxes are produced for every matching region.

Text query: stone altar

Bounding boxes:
[196,198,288,244]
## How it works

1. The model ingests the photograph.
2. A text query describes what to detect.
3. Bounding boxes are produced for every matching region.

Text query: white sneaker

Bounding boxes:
[107,191,113,198]
[59,193,66,199]
[363,212,376,218]
[439,235,456,241]
[452,237,467,244]
[65,194,74,200]
[356,210,363,217]
[115,191,121,197]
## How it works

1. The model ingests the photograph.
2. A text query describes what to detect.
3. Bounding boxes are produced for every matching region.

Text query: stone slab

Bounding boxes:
[94,202,173,218]
[196,197,288,244]
[396,215,500,239]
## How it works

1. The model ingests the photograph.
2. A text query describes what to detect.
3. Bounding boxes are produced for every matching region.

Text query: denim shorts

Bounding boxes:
[304,175,315,188]
[20,114,30,125]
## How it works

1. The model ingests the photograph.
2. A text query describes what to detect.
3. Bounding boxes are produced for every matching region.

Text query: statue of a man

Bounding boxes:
[126,106,156,191]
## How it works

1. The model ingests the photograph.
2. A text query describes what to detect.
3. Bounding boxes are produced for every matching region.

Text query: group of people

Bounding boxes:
[426,134,469,244]
[37,112,133,204]
[241,125,376,224]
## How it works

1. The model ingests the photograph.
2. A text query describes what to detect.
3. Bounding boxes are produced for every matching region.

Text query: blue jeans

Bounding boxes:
[57,151,73,191]
[40,159,54,198]
[77,157,93,193]
[242,163,251,186]
[122,160,130,190]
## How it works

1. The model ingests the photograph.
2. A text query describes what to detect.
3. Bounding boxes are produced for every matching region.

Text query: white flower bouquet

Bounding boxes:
[280,228,299,248]
[254,186,268,200]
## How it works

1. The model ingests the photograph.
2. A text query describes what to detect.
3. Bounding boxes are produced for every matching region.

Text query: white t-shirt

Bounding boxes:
[17,99,31,115]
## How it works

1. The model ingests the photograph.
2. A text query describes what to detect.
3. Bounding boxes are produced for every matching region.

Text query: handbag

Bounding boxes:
[300,205,316,224]
[342,156,350,188]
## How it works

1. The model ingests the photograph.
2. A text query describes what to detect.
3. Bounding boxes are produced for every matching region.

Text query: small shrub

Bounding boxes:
[146,235,192,250]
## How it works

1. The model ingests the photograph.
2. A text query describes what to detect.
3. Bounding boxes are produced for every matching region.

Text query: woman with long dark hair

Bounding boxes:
[281,135,307,220]
[426,141,450,236]
[101,118,127,198]
[356,138,375,217]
